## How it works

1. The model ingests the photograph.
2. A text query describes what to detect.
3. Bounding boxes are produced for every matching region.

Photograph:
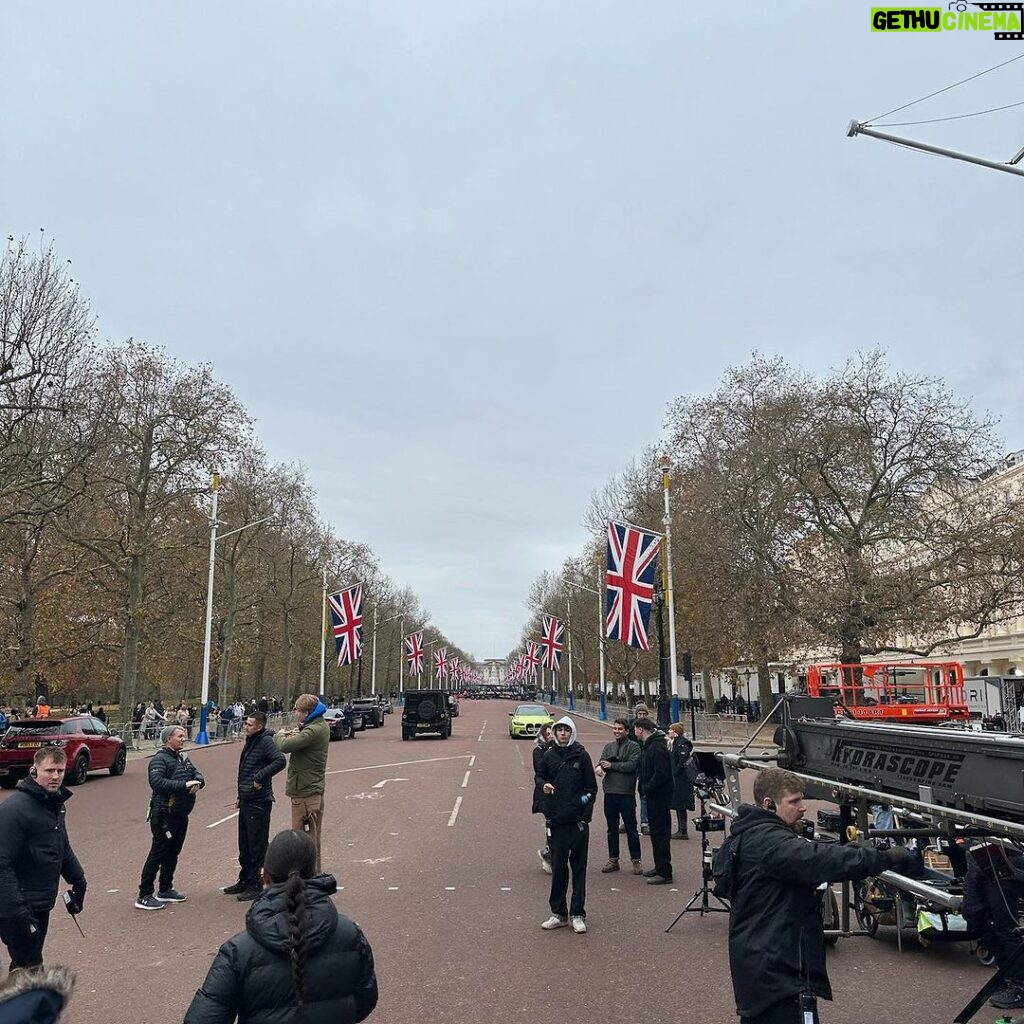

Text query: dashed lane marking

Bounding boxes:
[468,755,476,767]
[461,771,470,788]
[447,796,463,827]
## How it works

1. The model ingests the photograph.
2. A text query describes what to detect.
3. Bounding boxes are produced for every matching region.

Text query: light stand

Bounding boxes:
[665,792,731,931]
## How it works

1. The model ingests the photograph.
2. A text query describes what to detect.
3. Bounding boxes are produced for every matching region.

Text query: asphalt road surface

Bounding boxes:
[0,701,996,1023]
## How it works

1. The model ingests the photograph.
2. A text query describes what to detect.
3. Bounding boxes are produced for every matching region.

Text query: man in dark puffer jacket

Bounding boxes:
[223,712,286,902]
[0,748,86,971]
[184,829,378,1024]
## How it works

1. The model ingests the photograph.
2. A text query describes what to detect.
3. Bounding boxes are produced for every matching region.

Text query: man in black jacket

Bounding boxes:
[716,768,912,1024]
[223,712,287,902]
[135,725,205,911]
[0,747,87,970]
[537,716,598,934]
[634,717,673,884]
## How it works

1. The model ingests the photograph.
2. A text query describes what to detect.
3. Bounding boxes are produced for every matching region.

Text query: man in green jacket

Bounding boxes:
[274,693,330,872]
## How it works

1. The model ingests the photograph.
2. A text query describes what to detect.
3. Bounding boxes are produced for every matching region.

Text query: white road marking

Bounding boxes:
[445,886,456,891]
[461,771,470,788]
[387,886,399,891]
[346,791,381,800]
[372,777,408,789]
[477,720,486,742]
[447,796,463,827]
[468,755,476,767]
[206,810,240,829]
[500,887,511,891]
[325,756,470,777]
[106,889,119,894]
[355,857,393,864]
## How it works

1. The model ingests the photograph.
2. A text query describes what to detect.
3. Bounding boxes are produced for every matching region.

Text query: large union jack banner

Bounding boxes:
[328,584,363,666]
[433,646,448,680]
[605,520,661,651]
[540,614,564,672]
[404,631,424,676]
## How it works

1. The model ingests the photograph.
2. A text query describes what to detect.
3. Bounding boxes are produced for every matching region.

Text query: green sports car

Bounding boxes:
[508,704,553,739]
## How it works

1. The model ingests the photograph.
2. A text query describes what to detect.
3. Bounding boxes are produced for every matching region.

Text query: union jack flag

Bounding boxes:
[525,640,541,678]
[540,614,564,672]
[328,584,363,666]
[433,646,448,680]
[405,631,424,676]
[605,520,661,651]
[450,656,460,683]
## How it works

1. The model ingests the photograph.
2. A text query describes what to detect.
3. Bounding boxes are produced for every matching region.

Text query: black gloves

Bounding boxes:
[67,881,87,914]
[882,845,914,871]
[9,909,37,937]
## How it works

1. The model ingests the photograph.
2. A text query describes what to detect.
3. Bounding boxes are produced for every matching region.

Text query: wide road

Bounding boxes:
[0,701,993,1023]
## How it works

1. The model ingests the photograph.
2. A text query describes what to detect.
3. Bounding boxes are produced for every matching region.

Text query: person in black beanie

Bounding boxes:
[634,717,673,884]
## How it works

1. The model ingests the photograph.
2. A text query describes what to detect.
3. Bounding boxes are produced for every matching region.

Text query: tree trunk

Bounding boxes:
[119,554,144,713]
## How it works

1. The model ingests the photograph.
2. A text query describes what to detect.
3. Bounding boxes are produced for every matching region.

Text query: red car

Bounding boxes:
[0,715,128,787]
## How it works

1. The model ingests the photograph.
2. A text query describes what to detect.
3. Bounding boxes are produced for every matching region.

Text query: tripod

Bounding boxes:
[666,795,731,932]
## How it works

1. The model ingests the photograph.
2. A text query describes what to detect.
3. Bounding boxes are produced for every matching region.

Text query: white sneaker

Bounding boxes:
[541,914,568,930]
[571,915,587,933]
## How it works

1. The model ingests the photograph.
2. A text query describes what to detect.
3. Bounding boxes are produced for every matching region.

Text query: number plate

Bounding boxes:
[18,741,41,749]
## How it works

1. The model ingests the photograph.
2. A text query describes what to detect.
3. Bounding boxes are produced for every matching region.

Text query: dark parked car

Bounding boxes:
[401,690,451,740]
[0,715,128,787]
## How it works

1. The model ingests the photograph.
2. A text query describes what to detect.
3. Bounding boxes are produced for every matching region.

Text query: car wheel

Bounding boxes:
[854,881,879,937]
[68,753,89,786]
[109,748,127,776]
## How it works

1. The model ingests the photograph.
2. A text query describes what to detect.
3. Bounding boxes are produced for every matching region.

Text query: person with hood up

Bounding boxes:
[714,768,913,1024]
[537,716,597,933]
[0,965,75,1024]
[634,717,673,884]
[532,723,554,874]
[0,748,86,970]
[274,693,330,874]
[184,829,378,1024]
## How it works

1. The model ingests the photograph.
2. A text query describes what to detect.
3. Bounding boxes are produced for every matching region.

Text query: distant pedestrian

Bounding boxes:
[0,748,87,971]
[274,694,330,873]
[668,723,694,840]
[595,717,642,875]
[95,706,107,725]
[532,723,554,874]
[223,713,286,902]
[634,717,673,884]
[538,716,597,934]
[134,726,205,911]
[185,828,378,1024]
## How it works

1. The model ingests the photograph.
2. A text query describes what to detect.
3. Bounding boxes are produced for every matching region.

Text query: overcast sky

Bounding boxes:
[4,3,1022,661]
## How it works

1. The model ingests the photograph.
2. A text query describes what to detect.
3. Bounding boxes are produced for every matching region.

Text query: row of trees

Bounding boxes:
[515,354,1024,717]
[0,238,474,718]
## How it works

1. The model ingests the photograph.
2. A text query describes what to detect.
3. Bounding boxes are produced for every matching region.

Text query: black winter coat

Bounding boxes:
[537,742,597,825]
[236,729,286,804]
[669,735,695,812]
[719,805,896,1018]
[183,874,378,1024]
[149,746,205,819]
[637,733,672,798]
[0,777,86,918]
[531,738,552,814]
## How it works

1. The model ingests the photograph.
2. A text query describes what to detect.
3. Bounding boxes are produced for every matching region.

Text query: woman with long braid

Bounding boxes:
[184,830,378,1024]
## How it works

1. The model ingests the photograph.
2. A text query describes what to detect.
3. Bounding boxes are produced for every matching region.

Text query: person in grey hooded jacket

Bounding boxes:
[596,718,642,874]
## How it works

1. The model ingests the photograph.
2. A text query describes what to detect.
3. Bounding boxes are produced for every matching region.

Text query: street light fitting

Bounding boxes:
[210,471,221,492]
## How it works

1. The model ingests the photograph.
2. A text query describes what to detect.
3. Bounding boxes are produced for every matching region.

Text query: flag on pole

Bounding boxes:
[525,640,541,679]
[434,646,448,680]
[540,614,564,672]
[605,520,661,651]
[404,631,424,676]
[327,584,363,666]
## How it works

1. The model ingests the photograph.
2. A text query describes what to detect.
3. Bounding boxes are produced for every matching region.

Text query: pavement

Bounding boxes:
[0,701,995,1024]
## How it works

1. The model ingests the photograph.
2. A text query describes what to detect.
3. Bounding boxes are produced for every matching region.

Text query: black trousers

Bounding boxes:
[0,909,49,969]
[741,995,803,1024]
[549,821,589,919]
[237,801,272,887]
[647,792,672,879]
[603,792,641,861]
[139,815,190,896]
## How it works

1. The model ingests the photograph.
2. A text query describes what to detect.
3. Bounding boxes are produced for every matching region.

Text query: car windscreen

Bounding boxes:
[4,722,65,736]
[515,706,547,716]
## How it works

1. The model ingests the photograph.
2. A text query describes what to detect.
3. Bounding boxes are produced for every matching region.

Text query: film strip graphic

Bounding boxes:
[972,2,1024,40]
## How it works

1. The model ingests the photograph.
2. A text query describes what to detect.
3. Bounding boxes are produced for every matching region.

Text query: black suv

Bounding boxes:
[350,696,385,729]
[401,690,451,740]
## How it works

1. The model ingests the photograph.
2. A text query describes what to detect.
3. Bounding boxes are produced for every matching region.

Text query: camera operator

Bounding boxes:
[715,768,912,1024]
